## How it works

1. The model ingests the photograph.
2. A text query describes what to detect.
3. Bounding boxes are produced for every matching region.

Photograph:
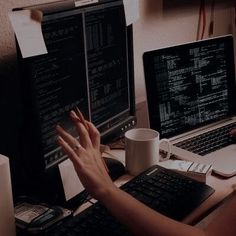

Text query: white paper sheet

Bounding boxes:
[59,159,85,201]
[123,0,140,26]
[8,9,48,58]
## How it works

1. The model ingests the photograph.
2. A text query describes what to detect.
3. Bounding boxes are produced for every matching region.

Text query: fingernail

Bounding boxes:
[70,110,81,122]
[56,124,61,130]
[56,124,64,132]
[57,135,64,143]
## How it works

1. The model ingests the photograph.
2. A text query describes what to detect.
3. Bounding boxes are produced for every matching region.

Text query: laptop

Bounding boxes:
[143,35,236,177]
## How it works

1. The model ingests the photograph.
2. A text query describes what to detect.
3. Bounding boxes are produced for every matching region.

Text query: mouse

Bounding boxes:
[103,157,126,181]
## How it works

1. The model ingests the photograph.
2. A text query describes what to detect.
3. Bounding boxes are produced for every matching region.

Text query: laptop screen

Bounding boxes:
[143,35,236,138]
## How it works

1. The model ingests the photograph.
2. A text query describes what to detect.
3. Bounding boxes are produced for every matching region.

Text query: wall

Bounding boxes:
[133,0,235,103]
[0,0,235,127]
[0,0,58,70]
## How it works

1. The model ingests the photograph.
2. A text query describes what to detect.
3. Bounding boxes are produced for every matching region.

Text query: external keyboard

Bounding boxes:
[175,122,236,156]
[46,165,214,236]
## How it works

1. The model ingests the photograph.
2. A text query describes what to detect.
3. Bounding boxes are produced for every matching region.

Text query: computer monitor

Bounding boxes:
[15,0,136,203]
[16,0,135,171]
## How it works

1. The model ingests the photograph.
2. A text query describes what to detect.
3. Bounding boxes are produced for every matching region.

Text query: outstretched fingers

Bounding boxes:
[56,125,79,148]
[59,110,108,175]
[70,111,93,149]
[57,135,82,167]
[86,121,100,150]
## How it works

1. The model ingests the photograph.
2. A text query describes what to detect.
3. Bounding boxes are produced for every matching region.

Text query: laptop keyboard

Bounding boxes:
[175,122,236,156]
[46,165,214,236]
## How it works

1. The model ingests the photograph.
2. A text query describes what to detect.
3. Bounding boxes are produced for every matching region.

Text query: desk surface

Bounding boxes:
[73,148,236,228]
[101,149,236,226]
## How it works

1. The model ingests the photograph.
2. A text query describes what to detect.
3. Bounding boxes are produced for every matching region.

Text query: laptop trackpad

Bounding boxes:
[205,144,236,177]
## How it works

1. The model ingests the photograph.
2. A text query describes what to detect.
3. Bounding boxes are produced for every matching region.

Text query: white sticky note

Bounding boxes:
[59,159,85,201]
[123,0,140,26]
[74,0,98,7]
[8,9,48,58]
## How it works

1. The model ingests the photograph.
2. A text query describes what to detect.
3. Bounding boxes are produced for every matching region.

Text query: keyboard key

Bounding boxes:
[175,122,236,155]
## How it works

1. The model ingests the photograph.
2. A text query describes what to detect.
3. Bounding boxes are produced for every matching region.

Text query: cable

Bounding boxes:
[201,0,206,40]
[197,0,206,40]
[208,0,215,37]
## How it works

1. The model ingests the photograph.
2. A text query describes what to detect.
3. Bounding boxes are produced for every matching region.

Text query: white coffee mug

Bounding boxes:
[125,128,171,176]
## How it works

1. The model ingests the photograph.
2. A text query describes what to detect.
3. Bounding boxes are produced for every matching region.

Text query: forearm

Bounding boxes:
[100,187,205,236]
[205,194,236,236]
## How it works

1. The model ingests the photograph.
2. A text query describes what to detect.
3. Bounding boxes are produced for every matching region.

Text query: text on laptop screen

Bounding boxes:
[143,36,236,138]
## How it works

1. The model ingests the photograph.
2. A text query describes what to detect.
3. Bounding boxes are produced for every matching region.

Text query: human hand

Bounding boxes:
[56,110,116,201]
[229,128,236,137]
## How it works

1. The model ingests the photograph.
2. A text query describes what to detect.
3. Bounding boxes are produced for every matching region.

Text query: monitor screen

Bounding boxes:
[143,35,236,138]
[17,0,136,173]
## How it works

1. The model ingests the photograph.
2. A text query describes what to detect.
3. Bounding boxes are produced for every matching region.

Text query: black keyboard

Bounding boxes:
[175,122,236,156]
[46,165,214,236]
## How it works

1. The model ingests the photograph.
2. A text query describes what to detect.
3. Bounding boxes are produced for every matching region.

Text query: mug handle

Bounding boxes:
[159,138,172,161]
